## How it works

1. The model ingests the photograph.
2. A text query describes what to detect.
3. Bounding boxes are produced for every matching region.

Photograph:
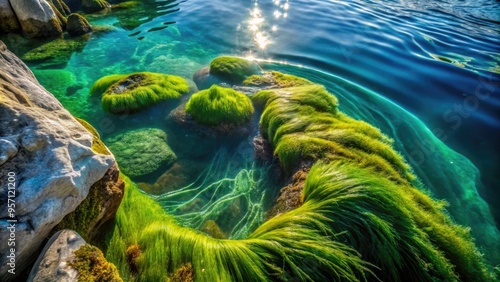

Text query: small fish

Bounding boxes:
[137,36,145,40]
[163,21,176,25]
[129,31,141,37]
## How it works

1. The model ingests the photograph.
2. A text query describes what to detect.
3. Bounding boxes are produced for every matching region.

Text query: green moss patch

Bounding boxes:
[105,128,176,178]
[244,71,314,88]
[209,56,259,83]
[185,85,254,126]
[90,72,189,113]
[75,117,110,155]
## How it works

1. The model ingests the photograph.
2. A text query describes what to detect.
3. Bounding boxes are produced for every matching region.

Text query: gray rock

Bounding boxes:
[27,230,86,282]
[9,0,64,38]
[0,41,114,281]
[0,0,20,33]
[67,13,92,36]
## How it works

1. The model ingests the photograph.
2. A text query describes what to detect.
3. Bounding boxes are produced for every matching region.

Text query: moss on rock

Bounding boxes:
[90,72,189,113]
[21,36,90,68]
[244,71,314,88]
[71,244,122,282]
[105,128,177,178]
[67,13,93,36]
[185,85,254,126]
[82,0,111,13]
[75,117,110,155]
[209,56,259,83]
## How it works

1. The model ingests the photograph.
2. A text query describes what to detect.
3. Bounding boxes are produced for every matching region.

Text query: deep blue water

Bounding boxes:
[4,0,499,264]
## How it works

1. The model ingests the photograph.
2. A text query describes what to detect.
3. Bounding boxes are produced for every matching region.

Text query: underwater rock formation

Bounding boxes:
[90,72,189,113]
[0,41,114,281]
[105,128,177,178]
[9,0,65,37]
[66,13,92,36]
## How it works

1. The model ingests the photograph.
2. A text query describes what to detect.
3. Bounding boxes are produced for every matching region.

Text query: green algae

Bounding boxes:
[244,71,314,88]
[209,56,259,83]
[105,128,176,178]
[185,85,254,126]
[90,72,189,113]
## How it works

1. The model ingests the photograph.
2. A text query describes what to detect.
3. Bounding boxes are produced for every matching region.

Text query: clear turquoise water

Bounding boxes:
[5,0,499,264]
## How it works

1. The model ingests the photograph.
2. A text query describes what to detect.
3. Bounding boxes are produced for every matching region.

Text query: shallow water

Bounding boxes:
[3,0,499,265]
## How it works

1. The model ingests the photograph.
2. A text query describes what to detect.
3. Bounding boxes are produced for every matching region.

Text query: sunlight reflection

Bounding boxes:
[245,0,290,52]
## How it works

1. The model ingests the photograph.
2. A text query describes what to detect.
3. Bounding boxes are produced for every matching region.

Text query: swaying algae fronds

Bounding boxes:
[106,71,496,281]
[264,62,500,265]
[153,149,273,239]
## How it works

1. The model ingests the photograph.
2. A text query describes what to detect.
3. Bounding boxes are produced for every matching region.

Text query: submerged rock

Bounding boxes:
[67,13,93,36]
[9,0,64,38]
[105,128,177,178]
[21,36,90,68]
[0,41,114,281]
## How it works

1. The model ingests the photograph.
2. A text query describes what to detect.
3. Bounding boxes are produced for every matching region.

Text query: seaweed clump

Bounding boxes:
[71,244,122,282]
[185,85,254,126]
[209,56,259,83]
[105,128,176,178]
[90,72,189,113]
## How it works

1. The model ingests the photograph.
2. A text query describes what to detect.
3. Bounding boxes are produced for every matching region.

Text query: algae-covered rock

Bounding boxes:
[33,69,77,96]
[0,0,20,33]
[90,72,189,113]
[209,56,259,83]
[67,13,93,36]
[9,0,64,38]
[186,85,254,126]
[105,128,177,178]
[244,71,314,88]
[21,36,90,68]
[82,0,111,13]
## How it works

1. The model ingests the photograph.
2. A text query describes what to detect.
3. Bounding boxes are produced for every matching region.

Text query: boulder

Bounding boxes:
[9,0,64,38]
[66,13,93,36]
[0,41,114,281]
[27,230,122,281]
[82,0,110,13]
[27,230,86,282]
[0,0,20,33]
